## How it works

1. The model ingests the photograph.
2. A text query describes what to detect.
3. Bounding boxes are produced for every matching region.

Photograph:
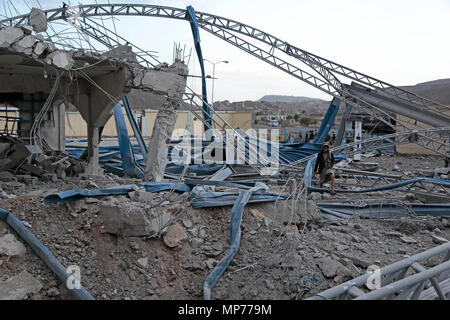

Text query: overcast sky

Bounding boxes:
[3,0,450,102]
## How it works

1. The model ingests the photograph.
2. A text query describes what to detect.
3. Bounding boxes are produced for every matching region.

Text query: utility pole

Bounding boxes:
[203,59,229,108]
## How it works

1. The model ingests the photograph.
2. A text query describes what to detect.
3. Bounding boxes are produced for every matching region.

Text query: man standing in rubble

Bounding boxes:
[314,142,336,195]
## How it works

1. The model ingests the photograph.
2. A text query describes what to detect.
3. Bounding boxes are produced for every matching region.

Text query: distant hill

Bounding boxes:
[400,78,450,105]
[258,95,326,104]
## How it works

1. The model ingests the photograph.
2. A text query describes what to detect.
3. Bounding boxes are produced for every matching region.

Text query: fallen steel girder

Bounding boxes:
[347,82,450,128]
[316,202,450,220]
[307,242,450,300]
[313,173,450,198]
[285,127,450,168]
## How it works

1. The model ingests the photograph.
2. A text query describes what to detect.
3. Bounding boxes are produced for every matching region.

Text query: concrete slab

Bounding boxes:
[0,271,42,300]
[0,233,27,257]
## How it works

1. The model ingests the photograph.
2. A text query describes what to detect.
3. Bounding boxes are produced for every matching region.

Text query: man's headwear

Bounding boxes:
[322,142,331,158]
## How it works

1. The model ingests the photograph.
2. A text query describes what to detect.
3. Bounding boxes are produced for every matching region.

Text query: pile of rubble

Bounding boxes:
[0,153,449,300]
[0,136,84,187]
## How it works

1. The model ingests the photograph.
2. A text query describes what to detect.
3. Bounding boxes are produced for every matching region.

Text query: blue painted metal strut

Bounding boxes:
[112,103,143,178]
[312,97,340,144]
[122,96,148,161]
[186,5,212,134]
[0,208,94,300]
[203,182,269,300]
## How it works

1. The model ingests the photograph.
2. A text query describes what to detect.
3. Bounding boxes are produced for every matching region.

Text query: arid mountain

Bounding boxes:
[258,95,326,104]
[400,78,450,105]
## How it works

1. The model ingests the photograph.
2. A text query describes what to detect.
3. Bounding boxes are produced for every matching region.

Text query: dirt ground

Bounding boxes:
[0,154,449,300]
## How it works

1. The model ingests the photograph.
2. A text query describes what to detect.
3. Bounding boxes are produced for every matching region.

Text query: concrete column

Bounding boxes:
[144,94,181,182]
[40,100,65,151]
[19,93,34,140]
[143,60,188,182]
[85,122,101,175]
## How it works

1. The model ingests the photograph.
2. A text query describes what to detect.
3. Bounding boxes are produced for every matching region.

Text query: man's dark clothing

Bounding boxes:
[314,152,335,173]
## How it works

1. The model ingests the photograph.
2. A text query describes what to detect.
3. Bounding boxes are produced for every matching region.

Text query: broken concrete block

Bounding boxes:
[0,144,41,171]
[102,45,137,63]
[0,233,27,257]
[12,35,36,53]
[100,205,151,237]
[33,41,47,56]
[29,8,48,33]
[181,218,193,229]
[316,257,352,279]
[132,191,155,203]
[162,222,187,248]
[0,27,24,47]
[0,271,42,300]
[50,51,74,70]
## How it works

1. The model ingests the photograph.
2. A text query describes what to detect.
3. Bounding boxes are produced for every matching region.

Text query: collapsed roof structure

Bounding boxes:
[0,3,449,301]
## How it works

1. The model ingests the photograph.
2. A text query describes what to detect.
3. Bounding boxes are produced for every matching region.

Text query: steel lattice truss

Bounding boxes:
[325,169,450,197]
[1,3,449,157]
[307,242,450,300]
[284,127,450,168]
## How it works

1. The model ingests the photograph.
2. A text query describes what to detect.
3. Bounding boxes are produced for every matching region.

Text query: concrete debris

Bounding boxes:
[315,257,352,280]
[0,137,83,179]
[131,190,155,203]
[33,41,47,56]
[100,205,151,237]
[0,27,24,47]
[102,45,138,64]
[162,222,187,248]
[29,8,48,33]
[12,35,36,54]
[0,271,43,300]
[0,233,27,257]
[181,218,193,229]
[49,51,75,70]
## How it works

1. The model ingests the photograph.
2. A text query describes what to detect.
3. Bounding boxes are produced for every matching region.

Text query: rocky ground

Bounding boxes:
[0,154,449,300]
